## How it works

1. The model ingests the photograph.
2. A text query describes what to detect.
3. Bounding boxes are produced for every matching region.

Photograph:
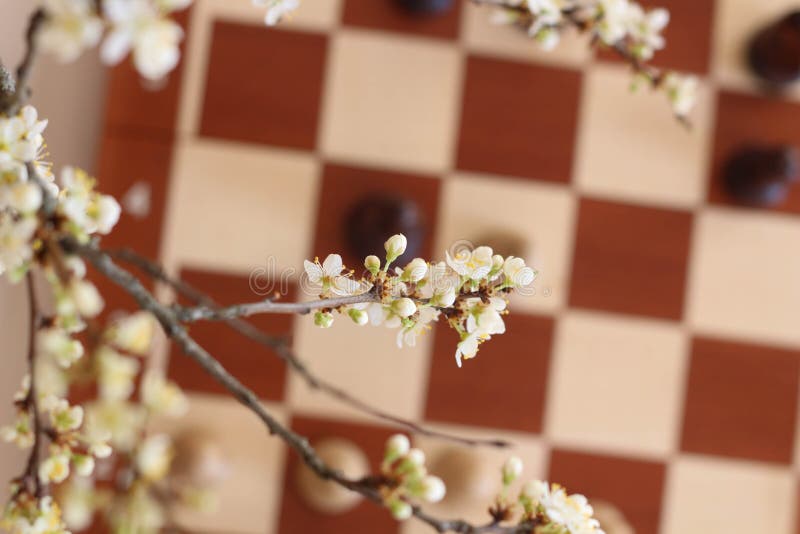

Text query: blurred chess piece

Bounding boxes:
[345,194,425,265]
[723,145,798,206]
[296,438,370,514]
[170,429,231,489]
[429,447,497,504]
[748,11,800,86]
[592,500,635,534]
[395,0,454,15]
[474,230,530,260]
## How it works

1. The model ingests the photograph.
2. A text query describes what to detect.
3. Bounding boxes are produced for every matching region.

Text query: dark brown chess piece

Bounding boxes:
[395,0,454,15]
[723,145,798,206]
[345,194,425,264]
[748,11,800,85]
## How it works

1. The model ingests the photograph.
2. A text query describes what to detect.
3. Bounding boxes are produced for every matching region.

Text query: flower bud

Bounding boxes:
[503,257,535,288]
[402,258,427,283]
[391,298,416,318]
[70,280,104,318]
[385,434,410,461]
[73,454,95,477]
[107,311,155,356]
[406,448,425,467]
[348,307,369,326]
[384,234,407,264]
[364,255,381,275]
[421,475,446,503]
[314,311,334,328]
[502,456,523,485]
[433,287,456,308]
[389,499,412,521]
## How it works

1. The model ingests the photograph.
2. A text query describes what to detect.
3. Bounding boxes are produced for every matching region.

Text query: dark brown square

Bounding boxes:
[456,55,581,183]
[680,336,800,464]
[167,268,291,401]
[568,197,692,320]
[102,7,191,139]
[424,313,554,433]
[596,0,714,74]
[312,163,441,271]
[199,20,327,150]
[88,132,174,315]
[548,449,666,534]
[342,0,462,40]
[277,415,399,534]
[708,90,800,214]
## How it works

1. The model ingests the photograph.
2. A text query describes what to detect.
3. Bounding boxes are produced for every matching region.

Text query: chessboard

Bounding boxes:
[91,1,800,533]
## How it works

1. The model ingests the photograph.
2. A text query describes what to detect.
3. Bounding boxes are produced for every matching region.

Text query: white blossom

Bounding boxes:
[97,346,140,401]
[396,306,439,348]
[626,5,669,60]
[38,327,84,368]
[0,105,48,164]
[446,246,494,281]
[0,412,34,449]
[136,434,173,482]
[304,253,344,294]
[59,166,121,237]
[595,0,632,45]
[39,450,71,484]
[101,0,188,80]
[0,216,37,277]
[38,0,104,62]
[42,395,84,432]
[106,311,155,355]
[141,371,189,417]
[665,73,698,118]
[254,0,300,26]
[502,256,536,288]
[522,481,605,533]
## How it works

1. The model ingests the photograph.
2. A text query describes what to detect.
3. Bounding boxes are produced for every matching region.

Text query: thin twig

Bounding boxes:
[174,291,381,322]
[21,272,44,498]
[69,240,531,533]
[4,8,46,115]
[108,247,511,449]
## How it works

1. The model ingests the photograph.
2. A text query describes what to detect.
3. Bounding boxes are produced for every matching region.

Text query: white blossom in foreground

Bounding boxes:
[1,495,70,534]
[380,434,446,520]
[38,0,104,62]
[254,0,301,26]
[101,0,190,80]
[304,234,535,366]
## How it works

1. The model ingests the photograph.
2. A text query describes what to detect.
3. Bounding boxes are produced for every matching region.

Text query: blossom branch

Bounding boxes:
[173,291,381,322]
[108,247,512,449]
[68,240,532,533]
[19,272,44,499]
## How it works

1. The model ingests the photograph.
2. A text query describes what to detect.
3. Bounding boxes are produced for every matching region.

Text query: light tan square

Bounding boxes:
[712,0,800,99]
[545,311,688,457]
[400,425,547,534]
[320,29,462,174]
[177,0,341,135]
[150,394,289,534]
[574,64,714,209]
[462,2,592,68]
[288,315,432,422]
[436,173,577,314]
[160,139,319,275]
[661,455,796,534]
[687,207,800,348]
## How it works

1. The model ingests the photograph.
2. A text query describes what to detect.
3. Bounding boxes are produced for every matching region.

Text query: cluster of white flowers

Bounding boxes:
[492,457,605,534]
[36,0,301,80]
[1,496,70,534]
[379,435,446,520]
[492,0,697,118]
[304,234,536,367]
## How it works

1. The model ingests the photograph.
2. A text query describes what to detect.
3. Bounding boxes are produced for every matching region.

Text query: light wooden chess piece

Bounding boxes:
[296,438,370,514]
[429,447,497,505]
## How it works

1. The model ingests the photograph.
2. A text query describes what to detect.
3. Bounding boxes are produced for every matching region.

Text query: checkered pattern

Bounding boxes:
[94,1,800,532]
